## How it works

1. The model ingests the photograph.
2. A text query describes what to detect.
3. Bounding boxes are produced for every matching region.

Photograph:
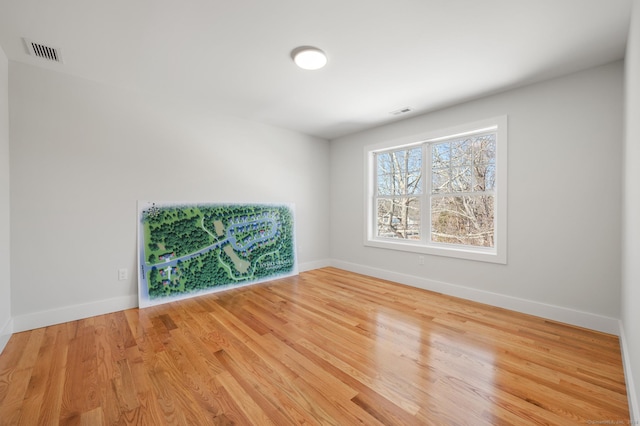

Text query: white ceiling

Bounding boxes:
[0,0,632,140]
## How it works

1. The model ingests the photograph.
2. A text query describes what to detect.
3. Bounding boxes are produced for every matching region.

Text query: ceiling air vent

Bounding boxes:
[390,107,412,116]
[23,38,63,63]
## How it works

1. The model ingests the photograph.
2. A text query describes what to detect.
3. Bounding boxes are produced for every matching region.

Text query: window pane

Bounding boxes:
[432,134,496,195]
[377,147,422,197]
[451,167,472,192]
[377,197,421,240]
[473,164,495,191]
[431,195,494,247]
[432,168,449,194]
[377,173,393,195]
[473,134,496,165]
[451,140,471,166]
[432,143,450,170]
[377,152,394,195]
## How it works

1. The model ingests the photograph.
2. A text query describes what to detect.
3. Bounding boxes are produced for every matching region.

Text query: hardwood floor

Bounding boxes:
[0,267,629,425]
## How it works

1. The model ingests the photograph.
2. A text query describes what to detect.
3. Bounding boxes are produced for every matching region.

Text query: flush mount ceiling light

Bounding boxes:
[291,46,327,70]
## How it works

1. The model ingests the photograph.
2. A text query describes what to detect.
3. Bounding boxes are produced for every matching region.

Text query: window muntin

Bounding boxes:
[366,117,506,264]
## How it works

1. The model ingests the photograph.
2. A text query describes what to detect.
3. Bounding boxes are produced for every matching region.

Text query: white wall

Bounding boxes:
[9,62,330,331]
[622,0,640,418]
[330,61,623,333]
[0,46,11,352]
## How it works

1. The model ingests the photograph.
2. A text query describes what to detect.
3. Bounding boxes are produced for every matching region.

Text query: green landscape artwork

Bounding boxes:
[138,202,297,307]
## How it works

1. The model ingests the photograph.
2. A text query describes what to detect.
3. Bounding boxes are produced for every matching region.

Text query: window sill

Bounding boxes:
[364,238,507,264]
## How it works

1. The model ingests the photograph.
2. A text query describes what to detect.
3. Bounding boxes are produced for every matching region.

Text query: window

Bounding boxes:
[365,117,507,263]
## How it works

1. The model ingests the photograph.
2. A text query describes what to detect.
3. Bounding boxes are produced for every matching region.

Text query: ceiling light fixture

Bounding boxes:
[291,46,327,70]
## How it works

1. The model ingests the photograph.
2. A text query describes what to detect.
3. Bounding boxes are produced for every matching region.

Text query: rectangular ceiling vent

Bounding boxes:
[23,38,63,63]
[390,107,412,116]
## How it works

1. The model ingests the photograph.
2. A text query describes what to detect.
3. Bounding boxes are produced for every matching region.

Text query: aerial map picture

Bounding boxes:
[138,202,297,307]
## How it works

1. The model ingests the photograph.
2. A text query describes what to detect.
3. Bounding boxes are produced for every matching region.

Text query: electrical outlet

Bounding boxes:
[418,256,425,266]
[118,268,128,281]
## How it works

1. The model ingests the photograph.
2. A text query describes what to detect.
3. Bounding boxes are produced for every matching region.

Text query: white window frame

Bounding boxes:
[364,116,507,264]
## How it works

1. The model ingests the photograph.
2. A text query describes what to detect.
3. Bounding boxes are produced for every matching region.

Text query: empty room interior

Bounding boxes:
[1,0,640,424]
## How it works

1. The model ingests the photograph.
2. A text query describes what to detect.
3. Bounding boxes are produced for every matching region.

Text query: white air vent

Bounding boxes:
[23,38,63,63]
[390,107,412,116]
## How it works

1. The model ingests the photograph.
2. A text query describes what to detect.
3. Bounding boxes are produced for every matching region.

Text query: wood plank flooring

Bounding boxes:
[0,267,630,425]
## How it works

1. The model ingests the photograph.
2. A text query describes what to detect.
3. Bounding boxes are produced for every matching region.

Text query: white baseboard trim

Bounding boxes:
[9,260,331,334]
[299,258,332,272]
[7,258,620,336]
[619,322,640,422]
[12,295,139,333]
[329,259,621,336]
[0,316,13,355]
